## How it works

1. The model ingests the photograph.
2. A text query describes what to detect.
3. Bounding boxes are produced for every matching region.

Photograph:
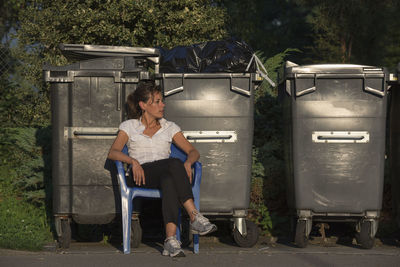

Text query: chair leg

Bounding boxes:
[193,234,199,254]
[121,192,133,254]
[176,208,181,241]
[193,191,200,254]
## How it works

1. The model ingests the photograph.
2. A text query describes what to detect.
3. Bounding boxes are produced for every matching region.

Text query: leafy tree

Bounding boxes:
[380,1,400,70]
[220,0,311,62]
[0,0,25,39]
[6,0,227,126]
[0,1,33,126]
[297,0,398,65]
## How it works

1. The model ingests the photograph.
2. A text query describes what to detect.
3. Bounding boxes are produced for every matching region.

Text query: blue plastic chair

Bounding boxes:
[115,143,202,254]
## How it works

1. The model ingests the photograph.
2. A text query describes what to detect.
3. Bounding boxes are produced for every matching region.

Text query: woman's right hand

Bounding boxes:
[131,159,145,186]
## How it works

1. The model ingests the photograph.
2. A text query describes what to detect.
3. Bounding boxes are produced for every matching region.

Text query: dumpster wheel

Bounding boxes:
[59,219,71,249]
[295,220,309,248]
[131,219,142,248]
[233,219,259,247]
[356,221,375,249]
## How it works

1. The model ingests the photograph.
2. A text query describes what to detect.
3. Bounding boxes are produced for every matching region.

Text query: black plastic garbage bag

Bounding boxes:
[159,39,256,73]
[159,45,202,73]
[199,40,255,73]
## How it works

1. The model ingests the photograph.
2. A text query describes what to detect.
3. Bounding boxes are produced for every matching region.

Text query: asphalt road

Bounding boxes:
[1,235,400,267]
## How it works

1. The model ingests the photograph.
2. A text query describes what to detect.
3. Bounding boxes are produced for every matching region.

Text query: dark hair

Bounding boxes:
[127,81,162,119]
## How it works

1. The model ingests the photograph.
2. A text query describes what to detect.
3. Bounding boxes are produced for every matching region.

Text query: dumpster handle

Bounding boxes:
[164,86,184,96]
[231,85,251,96]
[363,74,386,97]
[186,135,232,140]
[364,86,385,97]
[296,86,316,97]
[229,74,251,96]
[73,131,117,136]
[64,127,118,139]
[294,73,317,97]
[183,131,237,143]
[163,73,184,97]
[312,131,369,144]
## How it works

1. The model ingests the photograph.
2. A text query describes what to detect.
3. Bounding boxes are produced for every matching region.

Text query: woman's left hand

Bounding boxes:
[184,161,192,184]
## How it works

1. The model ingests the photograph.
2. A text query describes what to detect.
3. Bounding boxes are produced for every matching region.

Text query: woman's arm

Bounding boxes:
[172,132,200,183]
[108,130,130,162]
[108,130,146,186]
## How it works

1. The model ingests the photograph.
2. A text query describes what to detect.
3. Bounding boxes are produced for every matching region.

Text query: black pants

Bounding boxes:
[131,158,194,226]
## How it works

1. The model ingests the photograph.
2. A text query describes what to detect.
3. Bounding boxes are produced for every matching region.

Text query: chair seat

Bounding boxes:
[115,143,202,254]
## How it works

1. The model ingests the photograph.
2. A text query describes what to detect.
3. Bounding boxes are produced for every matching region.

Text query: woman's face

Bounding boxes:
[142,92,165,119]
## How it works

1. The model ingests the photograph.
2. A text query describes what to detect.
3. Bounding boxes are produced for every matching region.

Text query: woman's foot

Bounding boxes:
[190,211,217,235]
[162,236,185,257]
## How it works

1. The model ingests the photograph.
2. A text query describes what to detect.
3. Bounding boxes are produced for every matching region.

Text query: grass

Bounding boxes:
[0,165,53,250]
[0,197,53,250]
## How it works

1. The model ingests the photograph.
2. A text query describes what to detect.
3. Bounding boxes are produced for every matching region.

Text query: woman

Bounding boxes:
[108,81,216,257]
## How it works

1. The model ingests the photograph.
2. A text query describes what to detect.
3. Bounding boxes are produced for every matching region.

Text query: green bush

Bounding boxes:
[0,127,51,206]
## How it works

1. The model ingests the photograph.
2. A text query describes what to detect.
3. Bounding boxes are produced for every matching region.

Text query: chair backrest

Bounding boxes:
[115,148,129,193]
[122,145,129,155]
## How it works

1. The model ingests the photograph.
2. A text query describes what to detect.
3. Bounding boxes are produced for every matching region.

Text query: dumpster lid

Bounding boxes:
[60,44,160,63]
[284,61,385,75]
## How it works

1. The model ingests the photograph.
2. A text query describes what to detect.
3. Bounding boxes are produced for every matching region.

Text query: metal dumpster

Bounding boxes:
[43,44,160,248]
[279,62,388,249]
[159,72,262,247]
